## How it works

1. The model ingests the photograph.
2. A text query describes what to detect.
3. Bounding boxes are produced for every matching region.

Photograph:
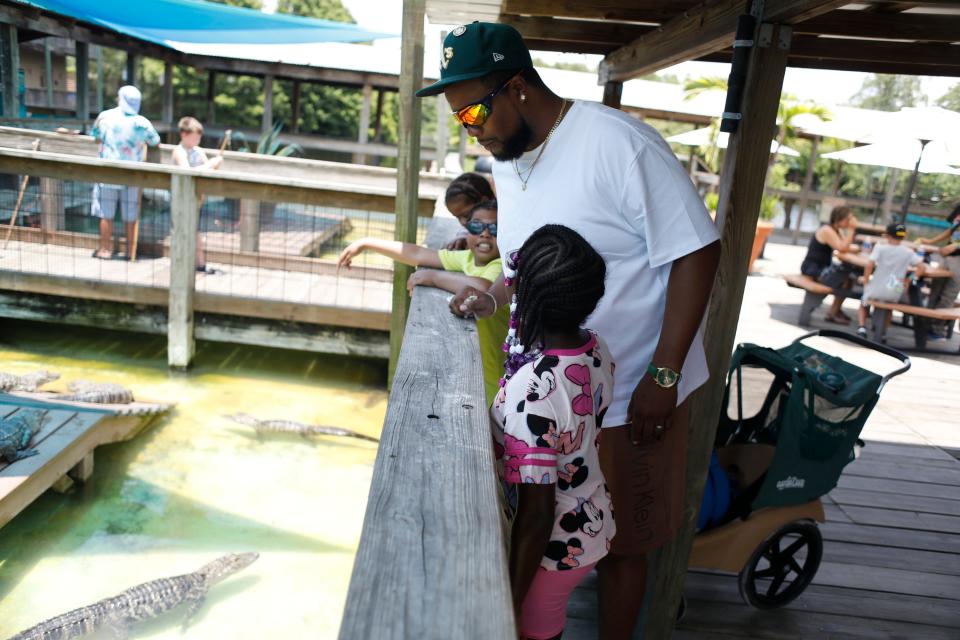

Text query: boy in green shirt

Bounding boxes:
[338,201,509,404]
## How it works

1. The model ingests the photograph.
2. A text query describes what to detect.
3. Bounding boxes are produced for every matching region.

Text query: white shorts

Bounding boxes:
[91,184,141,223]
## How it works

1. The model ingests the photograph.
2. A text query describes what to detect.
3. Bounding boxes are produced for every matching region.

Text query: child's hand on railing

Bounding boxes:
[407,269,435,294]
[444,235,468,251]
[450,285,495,319]
[337,241,365,271]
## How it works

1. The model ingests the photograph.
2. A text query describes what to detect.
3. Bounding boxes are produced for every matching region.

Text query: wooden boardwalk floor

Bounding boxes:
[566,242,960,639]
[0,238,392,312]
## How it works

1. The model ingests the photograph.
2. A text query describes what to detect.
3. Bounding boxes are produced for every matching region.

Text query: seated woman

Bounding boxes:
[800,206,859,324]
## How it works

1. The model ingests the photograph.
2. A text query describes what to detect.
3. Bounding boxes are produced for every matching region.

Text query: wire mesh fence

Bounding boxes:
[0,172,429,313]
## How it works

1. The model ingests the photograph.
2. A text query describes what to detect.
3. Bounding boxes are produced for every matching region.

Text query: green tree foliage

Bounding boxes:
[850,74,923,112]
[936,83,960,112]
[277,0,354,22]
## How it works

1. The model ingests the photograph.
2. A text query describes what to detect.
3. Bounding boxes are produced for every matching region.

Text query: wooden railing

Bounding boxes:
[0,144,442,366]
[339,217,514,639]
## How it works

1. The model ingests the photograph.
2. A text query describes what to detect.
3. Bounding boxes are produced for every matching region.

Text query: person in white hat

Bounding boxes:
[90,85,160,259]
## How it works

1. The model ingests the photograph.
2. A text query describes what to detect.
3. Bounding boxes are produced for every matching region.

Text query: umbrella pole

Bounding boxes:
[900,139,929,219]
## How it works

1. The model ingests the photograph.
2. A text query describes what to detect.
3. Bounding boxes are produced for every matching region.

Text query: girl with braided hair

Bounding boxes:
[444,172,496,250]
[491,224,615,640]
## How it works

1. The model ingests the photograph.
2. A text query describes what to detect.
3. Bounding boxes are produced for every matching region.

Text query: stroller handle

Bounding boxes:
[794,329,911,386]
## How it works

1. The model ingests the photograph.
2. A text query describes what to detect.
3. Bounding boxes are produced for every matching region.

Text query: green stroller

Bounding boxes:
[689,329,910,608]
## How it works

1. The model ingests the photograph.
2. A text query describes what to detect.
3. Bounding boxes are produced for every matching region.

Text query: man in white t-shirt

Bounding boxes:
[418,23,720,636]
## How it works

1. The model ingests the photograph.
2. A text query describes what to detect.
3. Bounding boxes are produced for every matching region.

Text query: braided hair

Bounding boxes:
[445,172,495,213]
[514,225,606,352]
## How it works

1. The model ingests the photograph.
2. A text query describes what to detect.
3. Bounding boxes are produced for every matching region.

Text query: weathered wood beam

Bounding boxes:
[387,0,425,384]
[792,134,818,244]
[600,0,848,82]
[522,38,619,55]
[206,70,215,123]
[500,0,698,23]
[643,22,793,640]
[168,173,199,369]
[355,82,372,165]
[602,80,622,109]
[290,80,301,134]
[161,61,174,130]
[796,10,960,42]
[0,22,19,117]
[74,41,89,119]
[500,14,653,47]
[94,44,103,113]
[43,38,53,108]
[262,73,274,134]
[125,51,137,86]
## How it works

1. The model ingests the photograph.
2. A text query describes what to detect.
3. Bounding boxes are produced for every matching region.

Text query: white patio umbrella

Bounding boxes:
[667,127,800,156]
[830,106,960,215]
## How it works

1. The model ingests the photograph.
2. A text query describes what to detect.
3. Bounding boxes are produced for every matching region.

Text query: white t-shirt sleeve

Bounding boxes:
[619,140,720,269]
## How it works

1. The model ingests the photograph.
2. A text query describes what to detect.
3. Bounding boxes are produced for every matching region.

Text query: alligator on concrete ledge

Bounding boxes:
[56,381,135,405]
[0,370,60,392]
[0,410,50,463]
[226,413,380,443]
[7,552,259,640]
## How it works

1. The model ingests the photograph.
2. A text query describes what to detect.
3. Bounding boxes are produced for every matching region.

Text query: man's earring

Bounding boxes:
[520,94,527,103]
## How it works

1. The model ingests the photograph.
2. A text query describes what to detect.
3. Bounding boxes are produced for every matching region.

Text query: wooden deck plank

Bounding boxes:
[834,503,960,534]
[829,487,960,517]
[813,561,960,599]
[859,440,956,462]
[822,540,960,576]
[837,474,960,501]
[844,459,960,486]
[820,520,960,554]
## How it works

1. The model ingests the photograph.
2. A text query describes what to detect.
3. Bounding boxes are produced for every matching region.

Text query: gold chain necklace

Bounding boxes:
[513,99,570,191]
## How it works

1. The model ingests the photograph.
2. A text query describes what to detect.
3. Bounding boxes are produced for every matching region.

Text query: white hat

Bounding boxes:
[118,85,141,115]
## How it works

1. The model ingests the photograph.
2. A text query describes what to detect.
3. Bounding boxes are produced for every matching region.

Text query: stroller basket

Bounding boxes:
[717,330,909,511]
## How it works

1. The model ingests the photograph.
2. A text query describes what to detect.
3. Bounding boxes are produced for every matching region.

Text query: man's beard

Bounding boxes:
[491,118,534,161]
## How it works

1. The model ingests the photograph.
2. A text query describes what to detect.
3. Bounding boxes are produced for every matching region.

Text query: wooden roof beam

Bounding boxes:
[500,14,653,48]
[599,0,850,83]
[796,11,960,41]
[500,0,699,23]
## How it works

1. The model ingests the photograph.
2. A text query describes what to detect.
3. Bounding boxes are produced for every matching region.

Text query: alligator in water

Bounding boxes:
[0,410,49,463]
[55,381,135,405]
[0,370,60,392]
[7,552,258,640]
[226,413,380,443]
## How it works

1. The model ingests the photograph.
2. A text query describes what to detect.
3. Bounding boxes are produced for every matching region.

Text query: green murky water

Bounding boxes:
[0,321,387,639]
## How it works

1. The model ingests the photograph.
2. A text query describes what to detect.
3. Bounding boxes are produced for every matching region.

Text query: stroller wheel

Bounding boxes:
[738,521,823,609]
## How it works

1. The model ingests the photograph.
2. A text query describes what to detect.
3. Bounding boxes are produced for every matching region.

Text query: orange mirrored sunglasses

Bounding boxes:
[452,73,520,128]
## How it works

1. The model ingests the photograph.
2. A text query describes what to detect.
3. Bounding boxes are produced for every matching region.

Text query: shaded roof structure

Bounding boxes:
[427,1,960,78]
[17,0,392,47]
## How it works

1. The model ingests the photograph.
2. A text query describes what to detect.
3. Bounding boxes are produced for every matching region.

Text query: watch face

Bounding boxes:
[657,368,679,387]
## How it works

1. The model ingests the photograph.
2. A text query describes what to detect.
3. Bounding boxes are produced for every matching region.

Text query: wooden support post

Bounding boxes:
[355,82,372,165]
[602,80,623,109]
[39,176,64,240]
[206,71,216,124]
[94,45,104,113]
[643,23,792,640]
[162,61,174,137]
[435,91,449,173]
[68,452,94,482]
[373,89,385,141]
[0,23,19,118]
[881,167,900,225]
[792,134,819,244]
[75,41,89,120]
[262,73,274,134]
[44,39,53,109]
[168,173,199,370]
[389,0,425,385]
[291,80,301,134]
[125,52,137,85]
[239,199,260,253]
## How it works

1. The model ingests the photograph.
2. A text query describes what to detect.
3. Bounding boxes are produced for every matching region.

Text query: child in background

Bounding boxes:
[171,117,223,274]
[857,222,925,339]
[444,172,495,250]
[491,225,614,640]
[338,200,509,404]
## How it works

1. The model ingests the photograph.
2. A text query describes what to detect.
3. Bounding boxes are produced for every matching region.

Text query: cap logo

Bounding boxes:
[493,52,505,62]
[452,25,466,36]
[441,47,454,70]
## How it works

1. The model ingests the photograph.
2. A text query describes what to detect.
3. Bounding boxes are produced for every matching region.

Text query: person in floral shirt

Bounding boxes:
[90,85,160,259]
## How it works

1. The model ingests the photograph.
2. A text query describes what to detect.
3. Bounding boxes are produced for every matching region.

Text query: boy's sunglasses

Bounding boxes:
[452,72,521,128]
[466,220,498,237]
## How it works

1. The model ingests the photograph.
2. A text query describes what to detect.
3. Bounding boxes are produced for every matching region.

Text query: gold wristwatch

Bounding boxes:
[647,363,682,388]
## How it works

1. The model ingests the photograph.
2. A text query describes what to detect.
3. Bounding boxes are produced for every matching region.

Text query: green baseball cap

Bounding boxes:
[416,22,532,98]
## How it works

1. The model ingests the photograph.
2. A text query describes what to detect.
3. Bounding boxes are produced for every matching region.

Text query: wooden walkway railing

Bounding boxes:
[339,217,514,639]
[0,142,442,367]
